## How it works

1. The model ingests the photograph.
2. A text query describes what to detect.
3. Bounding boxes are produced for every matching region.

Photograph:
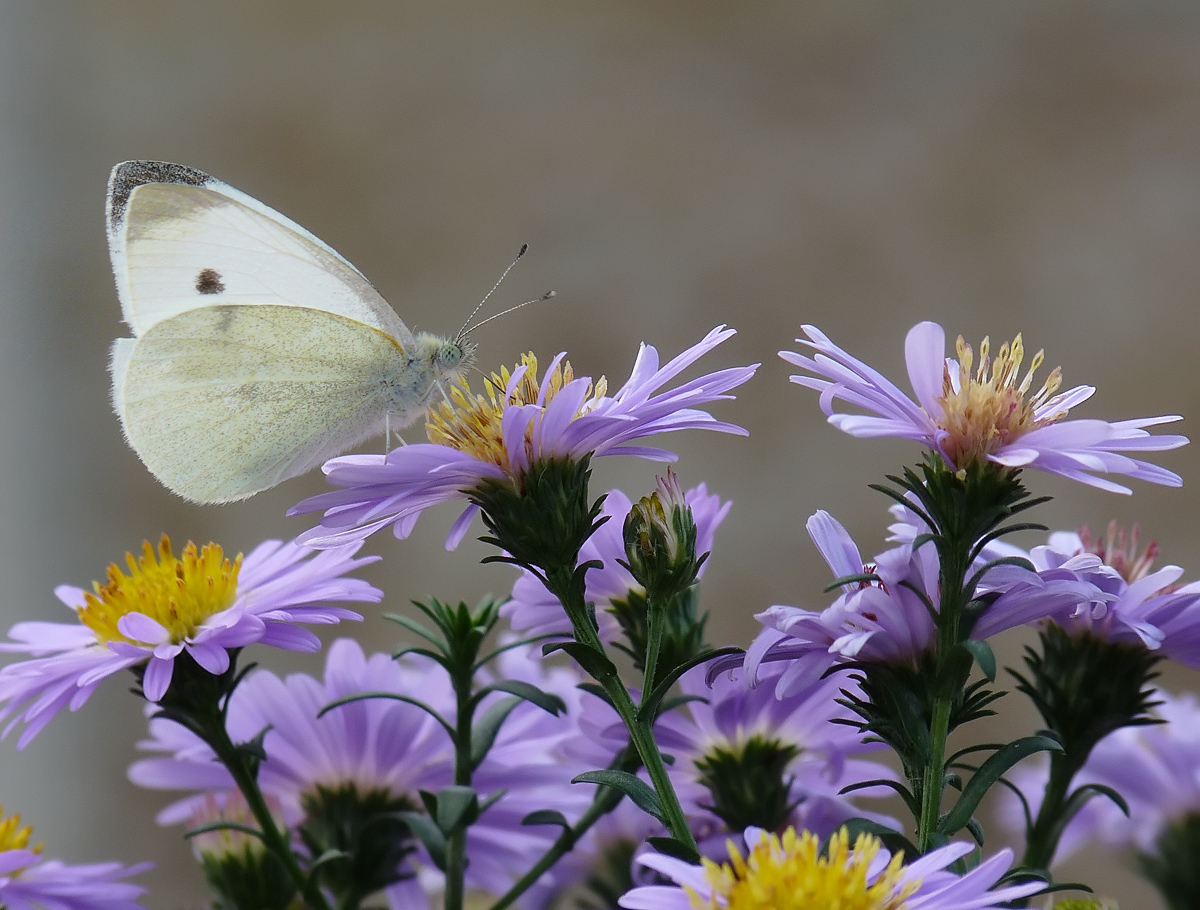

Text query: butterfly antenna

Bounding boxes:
[460,290,557,340]
[457,244,529,342]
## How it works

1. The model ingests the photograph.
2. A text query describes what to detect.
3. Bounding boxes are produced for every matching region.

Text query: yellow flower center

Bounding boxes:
[689,828,917,910]
[0,807,41,855]
[77,536,242,646]
[935,333,1064,469]
[425,353,606,473]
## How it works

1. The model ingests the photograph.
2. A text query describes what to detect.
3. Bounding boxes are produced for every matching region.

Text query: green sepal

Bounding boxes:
[572,770,664,822]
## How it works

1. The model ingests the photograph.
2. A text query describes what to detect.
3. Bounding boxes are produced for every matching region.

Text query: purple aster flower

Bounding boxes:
[743,510,1092,696]
[0,537,376,747]
[652,660,900,840]
[0,808,150,910]
[781,321,1186,493]
[130,637,586,909]
[618,825,1043,910]
[291,326,757,548]
[982,522,1200,668]
[1000,688,1200,864]
[501,482,730,642]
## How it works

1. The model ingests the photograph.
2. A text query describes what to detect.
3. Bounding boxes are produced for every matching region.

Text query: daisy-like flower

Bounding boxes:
[0,807,150,910]
[651,660,899,841]
[130,638,584,909]
[501,482,730,642]
[742,510,1094,697]
[618,826,1043,910]
[981,522,1200,668]
[0,537,377,747]
[782,321,1186,493]
[291,326,757,548]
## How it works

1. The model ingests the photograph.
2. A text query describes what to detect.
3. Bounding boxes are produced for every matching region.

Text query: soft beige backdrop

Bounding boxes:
[2,4,1199,907]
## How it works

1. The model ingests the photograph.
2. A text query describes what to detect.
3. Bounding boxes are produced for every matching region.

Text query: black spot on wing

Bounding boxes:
[107,161,212,231]
[196,268,225,295]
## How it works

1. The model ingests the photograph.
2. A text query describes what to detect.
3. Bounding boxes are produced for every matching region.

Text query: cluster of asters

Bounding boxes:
[0,322,1197,909]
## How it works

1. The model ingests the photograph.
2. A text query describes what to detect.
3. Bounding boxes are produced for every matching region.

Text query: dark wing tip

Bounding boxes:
[107,160,214,232]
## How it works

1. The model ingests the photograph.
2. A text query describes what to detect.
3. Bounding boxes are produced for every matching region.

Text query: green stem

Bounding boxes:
[641,592,664,699]
[545,565,698,854]
[916,693,952,853]
[488,751,636,910]
[205,718,331,910]
[1021,750,1078,872]
[443,654,477,910]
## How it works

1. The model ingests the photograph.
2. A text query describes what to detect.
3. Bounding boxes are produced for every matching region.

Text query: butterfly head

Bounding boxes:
[416,332,475,383]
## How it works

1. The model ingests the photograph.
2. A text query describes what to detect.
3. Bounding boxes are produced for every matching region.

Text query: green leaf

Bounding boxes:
[646,836,700,863]
[435,786,479,834]
[638,646,743,723]
[543,641,619,682]
[958,640,996,682]
[470,696,523,767]
[477,680,566,716]
[183,820,265,842]
[522,810,572,832]
[823,573,882,593]
[399,811,446,869]
[318,691,455,739]
[572,770,664,822]
[938,735,1063,836]
[308,849,351,873]
[384,612,446,651]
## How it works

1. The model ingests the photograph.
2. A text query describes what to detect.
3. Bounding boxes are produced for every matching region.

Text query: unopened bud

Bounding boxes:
[623,469,701,602]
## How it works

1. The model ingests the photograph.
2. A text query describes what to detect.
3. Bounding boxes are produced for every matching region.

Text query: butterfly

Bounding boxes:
[107,160,475,503]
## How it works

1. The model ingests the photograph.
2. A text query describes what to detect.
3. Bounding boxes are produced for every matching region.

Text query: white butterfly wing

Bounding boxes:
[118,305,406,503]
[106,160,415,347]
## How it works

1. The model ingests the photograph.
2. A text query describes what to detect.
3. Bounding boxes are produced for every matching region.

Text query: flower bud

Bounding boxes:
[622,469,702,603]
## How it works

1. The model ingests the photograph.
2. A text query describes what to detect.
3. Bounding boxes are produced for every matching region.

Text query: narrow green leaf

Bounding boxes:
[477,680,566,716]
[436,786,479,834]
[572,770,664,821]
[542,641,619,681]
[470,696,523,767]
[638,646,743,723]
[400,811,446,869]
[383,613,446,650]
[938,735,1063,836]
[646,836,700,864]
[522,810,572,832]
[958,640,996,682]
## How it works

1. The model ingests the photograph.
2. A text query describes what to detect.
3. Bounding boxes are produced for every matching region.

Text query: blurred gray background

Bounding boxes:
[2,3,1199,906]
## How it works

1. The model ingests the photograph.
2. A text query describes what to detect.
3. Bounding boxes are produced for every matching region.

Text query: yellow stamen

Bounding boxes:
[76,536,242,646]
[425,353,606,473]
[0,807,41,855]
[688,828,916,910]
[935,332,1064,469]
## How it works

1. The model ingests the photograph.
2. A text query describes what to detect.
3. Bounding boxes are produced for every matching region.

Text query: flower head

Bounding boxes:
[653,660,898,839]
[0,538,377,746]
[292,326,757,548]
[618,826,1042,910]
[741,510,1088,697]
[130,638,584,909]
[782,322,1186,493]
[987,523,1200,668]
[0,806,150,910]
